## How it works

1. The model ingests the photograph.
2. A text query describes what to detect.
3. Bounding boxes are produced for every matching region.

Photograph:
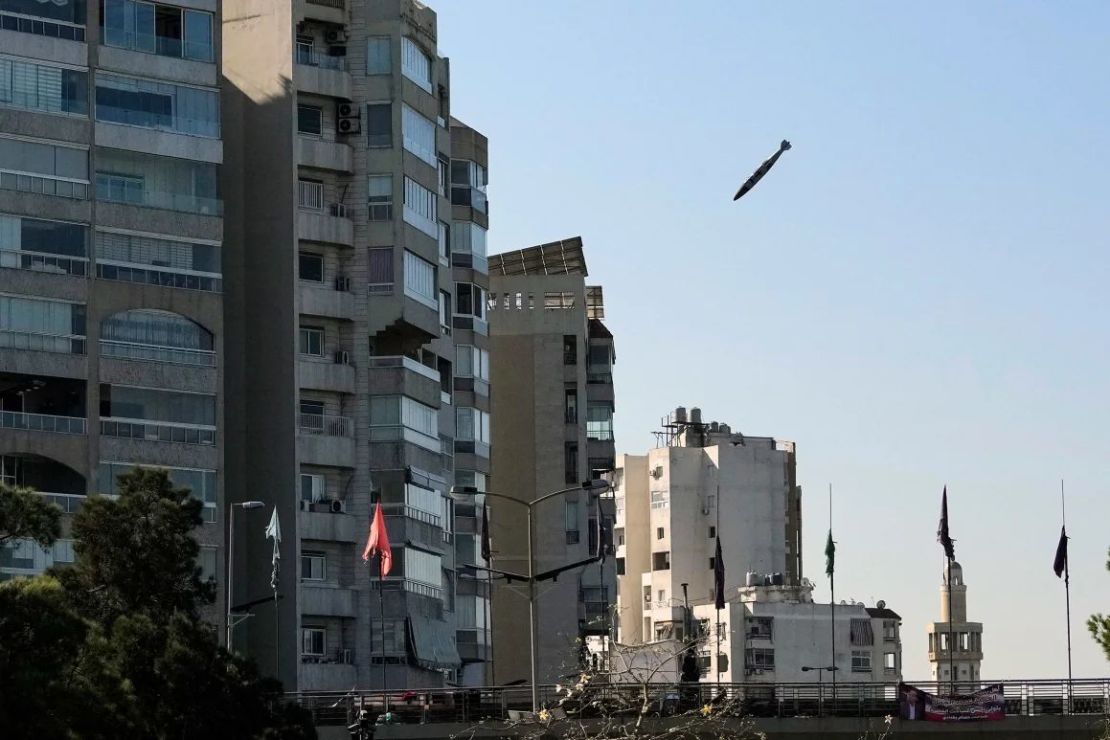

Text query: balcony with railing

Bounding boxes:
[0,10,86,42]
[293,45,351,99]
[0,329,86,356]
[297,194,353,246]
[367,356,442,408]
[100,419,215,445]
[0,373,87,439]
[298,412,355,468]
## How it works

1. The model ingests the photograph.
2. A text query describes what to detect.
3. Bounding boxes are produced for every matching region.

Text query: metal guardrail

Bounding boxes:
[289,679,1110,727]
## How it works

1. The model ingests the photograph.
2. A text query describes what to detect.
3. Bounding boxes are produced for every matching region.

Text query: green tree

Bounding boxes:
[57,467,213,627]
[0,482,61,547]
[1089,548,1110,660]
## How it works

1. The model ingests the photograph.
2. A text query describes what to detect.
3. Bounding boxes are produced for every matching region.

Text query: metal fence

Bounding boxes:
[289,678,1110,727]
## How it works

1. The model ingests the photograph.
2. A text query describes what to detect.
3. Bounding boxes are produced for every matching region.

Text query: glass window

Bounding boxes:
[401,103,436,166]
[183,9,214,62]
[301,627,325,656]
[100,385,215,426]
[0,294,85,338]
[565,442,578,484]
[851,650,872,672]
[0,136,88,179]
[297,104,322,136]
[368,247,393,292]
[300,473,325,503]
[100,309,212,351]
[367,175,392,221]
[652,551,670,571]
[366,37,390,75]
[94,230,220,290]
[586,403,614,441]
[400,37,432,93]
[101,1,213,63]
[97,462,216,519]
[2,0,86,24]
[450,222,487,258]
[402,176,436,238]
[437,221,448,263]
[96,73,219,138]
[95,147,218,214]
[0,57,88,116]
[0,214,87,257]
[301,551,326,581]
[404,547,442,587]
[366,102,391,147]
[298,326,323,356]
[402,250,435,307]
[298,252,323,282]
[454,283,485,320]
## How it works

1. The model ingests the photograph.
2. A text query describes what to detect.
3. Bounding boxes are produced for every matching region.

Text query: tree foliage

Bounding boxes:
[1088,547,1110,661]
[0,482,61,547]
[0,468,314,739]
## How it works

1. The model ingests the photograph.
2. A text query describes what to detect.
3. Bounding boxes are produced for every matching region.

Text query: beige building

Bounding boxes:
[613,410,802,646]
[487,238,616,685]
[222,0,489,690]
[927,562,983,689]
[0,0,227,622]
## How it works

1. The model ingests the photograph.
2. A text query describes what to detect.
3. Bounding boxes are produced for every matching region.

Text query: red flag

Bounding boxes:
[363,502,392,576]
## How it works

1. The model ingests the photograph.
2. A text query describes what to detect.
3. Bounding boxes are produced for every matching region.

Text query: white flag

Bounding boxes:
[265,507,281,591]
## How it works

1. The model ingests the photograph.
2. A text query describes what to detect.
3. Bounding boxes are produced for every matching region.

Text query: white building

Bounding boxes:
[691,581,902,685]
[613,407,801,646]
[927,562,983,689]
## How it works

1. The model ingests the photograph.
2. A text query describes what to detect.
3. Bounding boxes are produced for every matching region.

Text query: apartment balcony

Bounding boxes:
[299,661,356,692]
[586,380,614,405]
[0,248,88,278]
[298,413,355,468]
[298,0,346,25]
[293,49,351,99]
[298,508,358,543]
[297,206,353,247]
[298,137,353,173]
[300,280,355,320]
[366,356,441,408]
[298,356,355,394]
[300,584,356,618]
[0,408,87,474]
[98,355,217,396]
[0,452,86,511]
[0,337,87,380]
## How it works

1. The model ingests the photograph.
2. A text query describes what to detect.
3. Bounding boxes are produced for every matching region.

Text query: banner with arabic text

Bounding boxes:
[899,682,1004,722]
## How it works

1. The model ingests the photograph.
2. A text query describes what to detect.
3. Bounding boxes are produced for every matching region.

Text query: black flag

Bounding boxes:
[480,503,491,563]
[713,536,725,610]
[937,486,955,560]
[1053,526,1068,579]
[733,140,792,201]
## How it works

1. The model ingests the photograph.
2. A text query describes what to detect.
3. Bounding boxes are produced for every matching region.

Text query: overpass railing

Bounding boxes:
[288,678,1110,727]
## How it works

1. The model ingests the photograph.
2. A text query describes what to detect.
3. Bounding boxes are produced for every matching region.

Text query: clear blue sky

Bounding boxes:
[435,1,1110,680]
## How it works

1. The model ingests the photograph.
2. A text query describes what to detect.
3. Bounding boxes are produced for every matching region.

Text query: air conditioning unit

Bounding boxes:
[324,28,348,44]
[334,276,351,292]
[329,499,345,514]
[334,350,350,365]
[337,102,360,134]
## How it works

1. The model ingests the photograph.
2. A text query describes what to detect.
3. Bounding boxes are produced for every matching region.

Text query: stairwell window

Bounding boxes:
[402,104,436,166]
[367,175,392,221]
[402,250,436,308]
[402,176,436,238]
[401,37,432,93]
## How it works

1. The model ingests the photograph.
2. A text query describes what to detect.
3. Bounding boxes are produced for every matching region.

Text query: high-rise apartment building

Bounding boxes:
[0,0,226,618]
[613,409,802,646]
[488,238,616,685]
[222,0,488,691]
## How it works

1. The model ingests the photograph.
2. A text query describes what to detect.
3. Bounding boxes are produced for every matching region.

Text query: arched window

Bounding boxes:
[100,309,214,366]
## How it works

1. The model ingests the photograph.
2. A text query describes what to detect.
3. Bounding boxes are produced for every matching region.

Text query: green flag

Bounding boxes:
[825,529,835,578]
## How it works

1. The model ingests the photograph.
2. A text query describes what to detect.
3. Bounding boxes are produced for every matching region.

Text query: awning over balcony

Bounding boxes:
[409,615,461,669]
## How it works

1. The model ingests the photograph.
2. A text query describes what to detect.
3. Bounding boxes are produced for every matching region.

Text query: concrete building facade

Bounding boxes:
[927,562,984,688]
[0,0,227,620]
[487,238,616,685]
[613,411,802,646]
[222,0,488,690]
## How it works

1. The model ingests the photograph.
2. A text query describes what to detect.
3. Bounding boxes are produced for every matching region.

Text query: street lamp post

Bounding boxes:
[801,665,839,717]
[451,479,610,715]
[226,500,265,653]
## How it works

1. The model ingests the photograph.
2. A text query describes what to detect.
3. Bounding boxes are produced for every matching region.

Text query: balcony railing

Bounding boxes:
[307,0,345,7]
[100,419,216,445]
[299,413,352,437]
[0,330,86,355]
[96,262,222,292]
[0,411,86,435]
[0,248,88,276]
[37,492,86,514]
[367,355,441,383]
[295,46,346,71]
[0,171,87,199]
[100,340,217,368]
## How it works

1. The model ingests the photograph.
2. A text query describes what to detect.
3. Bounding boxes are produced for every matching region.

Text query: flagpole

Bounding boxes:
[829,484,836,708]
[946,554,955,695]
[378,554,387,704]
[1062,480,1073,708]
